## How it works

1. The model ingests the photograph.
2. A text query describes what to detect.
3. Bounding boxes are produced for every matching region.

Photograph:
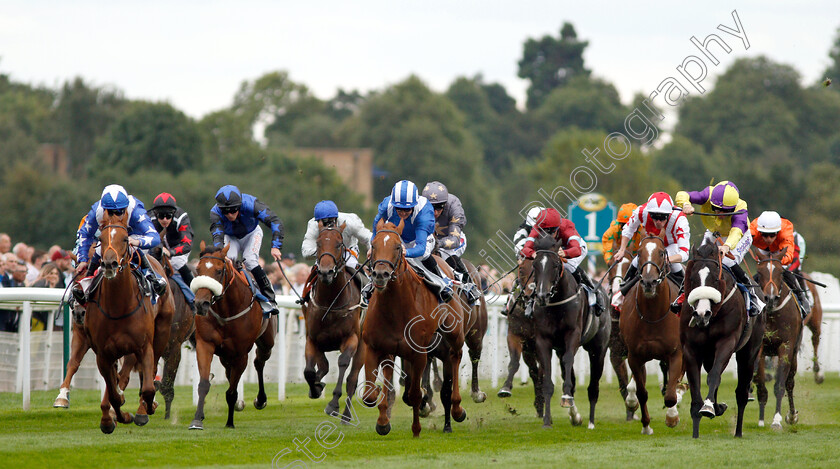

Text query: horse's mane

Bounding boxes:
[533,234,557,251]
[694,243,718,260]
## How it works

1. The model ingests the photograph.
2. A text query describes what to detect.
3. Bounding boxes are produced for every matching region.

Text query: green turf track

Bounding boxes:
[2,374,839,468]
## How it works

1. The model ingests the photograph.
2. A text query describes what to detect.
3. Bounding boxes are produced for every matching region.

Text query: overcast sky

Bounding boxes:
[2,1,838,120]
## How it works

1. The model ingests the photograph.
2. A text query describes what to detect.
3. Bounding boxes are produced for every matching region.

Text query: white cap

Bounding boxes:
[526,206,544,226]
[756,211,782,233]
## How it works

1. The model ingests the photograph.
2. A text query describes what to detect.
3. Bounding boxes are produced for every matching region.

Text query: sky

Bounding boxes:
[2,1,838,120]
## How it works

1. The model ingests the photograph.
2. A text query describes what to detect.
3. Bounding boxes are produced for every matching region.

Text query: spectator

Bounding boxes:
[32,249,49,270]
[0,253,14,287]
[0,233,10,254]
[30,262,65,330]
[290,263,309,296]
[281,252,296,269]
[13,242,39,285]
[264,262,284,293]
[51,249,74,284]
[0,256,27,332]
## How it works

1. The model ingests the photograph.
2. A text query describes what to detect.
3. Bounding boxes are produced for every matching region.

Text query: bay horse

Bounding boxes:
[753,249,802,430]
[680,243,765,438]
[188,241,276,430]
[361,219,466,437]
[497,258,544,418]
[149,245,196,419]
[619,234,683,434]
[84,211,174,433]
[531,235,610,429]
[302,222,365,421]
[803,273,824,384]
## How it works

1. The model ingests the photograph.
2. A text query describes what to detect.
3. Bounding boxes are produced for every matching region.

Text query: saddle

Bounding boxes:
[409,263,453,304]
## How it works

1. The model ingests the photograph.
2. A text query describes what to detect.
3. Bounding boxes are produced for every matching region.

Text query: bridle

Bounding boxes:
[638,235,670,289]
[316,227,348,278]
[100,224,131,274]
[533,249,578,307]
[756,257,790,312]
[196,253,255,324]
[370,228,406,283]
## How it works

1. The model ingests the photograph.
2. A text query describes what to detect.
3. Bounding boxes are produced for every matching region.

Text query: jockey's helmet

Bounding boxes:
[617,203,637,223]
[314,200,339,220]
[390,180,419,209]
[645,192,674,215]
[100,184,129,210]
[153,193,177,211]
[536,208,562,228]
[525,206,544,226]
[710,181,739,211]
[421,181,449,205]
[215,185,242,209]
[756,211,782,233]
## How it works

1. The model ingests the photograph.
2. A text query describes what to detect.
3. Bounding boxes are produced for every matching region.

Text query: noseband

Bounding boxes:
[100,224,131,273]
[316,227,348,276]
[638,236,669,288]
[198,254,235,305]
[534,249,567,301]
[371,228,405,283]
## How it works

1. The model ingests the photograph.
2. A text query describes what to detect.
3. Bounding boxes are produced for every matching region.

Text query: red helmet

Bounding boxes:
[153,192,177,211]
[536,208,562,228]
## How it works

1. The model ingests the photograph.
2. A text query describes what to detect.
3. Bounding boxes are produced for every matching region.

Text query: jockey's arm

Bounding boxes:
[300,219,319,259]
[253,198,284,251]
[209,209,226,247]
[170,211,194,256]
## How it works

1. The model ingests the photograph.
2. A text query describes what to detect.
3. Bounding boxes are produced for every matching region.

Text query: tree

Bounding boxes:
[531,76,627,139]
[822,26,840,90]
[90,102,204,175]
[518,22,590,109]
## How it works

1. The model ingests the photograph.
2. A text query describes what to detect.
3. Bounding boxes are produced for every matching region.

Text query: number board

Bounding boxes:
[567,193,616,254]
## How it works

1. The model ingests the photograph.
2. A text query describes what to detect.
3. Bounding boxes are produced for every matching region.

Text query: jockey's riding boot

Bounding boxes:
[140,252,167,296]
[788,270,811,319]
[177,265,195,288]
[731,264,764,316]
[669,270,685,315]
[447,255,481,305]
[421,256,453,303]
[71,283,86,305]
[573,269,602,316]
[251,266,279,315]
[619,264,640,296]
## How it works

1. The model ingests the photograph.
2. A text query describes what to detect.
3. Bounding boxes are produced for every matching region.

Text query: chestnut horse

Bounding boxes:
[753,249,802,430]
[84,212,174,433]
[619,235,683,435]
[361,220,466,437]
[531,235,610,429]
[149,246,196,419]
[302,223,365,421]
[680,243,765,438]
[188,242,276,430]
[497,258,544,418]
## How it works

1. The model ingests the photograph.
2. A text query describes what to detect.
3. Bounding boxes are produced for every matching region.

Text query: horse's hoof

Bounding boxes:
[443,424,452,433]
[625,410,636,421]
[641,425,654,435]
[225,423,235,429]
[715,403,728,416]
[133,413,149,426]
[471,391,487,403]
[453,409,467,423]
[255,398,267,410]
[588,422,595,430]
[542,423,552,429]
[419,405,431,418]
[665,414,680,428]
[100,421,116,434]
[570,410,582,426]
[699,400,716,419]
[324,402,338,416]
[815,371,825,385]
[758,420,765,427]
[53,398,69,408]
[375,423,391,436]
[309,382,326,399]
[786,411,799,425]
[497,388,512,398]
[188,420,204,430]
[235,400,245,412]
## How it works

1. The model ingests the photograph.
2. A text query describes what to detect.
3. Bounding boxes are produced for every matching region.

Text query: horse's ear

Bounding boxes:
[692,243,700,258]
[375,218,386,232]
[317,219,325,230]
[222,243,230,256]
[754,249,767,262]
[395,217,405,235]
[339,222,347,233]
[200,240,206,253]
[775,246,788,260]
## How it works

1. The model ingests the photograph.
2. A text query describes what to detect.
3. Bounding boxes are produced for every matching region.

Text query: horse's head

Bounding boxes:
[316,221,347,285]
[191,240,232,316]
[638,234,668,298]
[99,211,130,279]
[685,244,724,327]
[532,235,564,307]
[370,219,405,290]
[755,247,787,310]
[610,250,633,296]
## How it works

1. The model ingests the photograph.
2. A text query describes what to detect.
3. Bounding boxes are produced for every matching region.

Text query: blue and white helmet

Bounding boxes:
[314,200,339,220]
[100,184,130,210]
[390,180,419,209]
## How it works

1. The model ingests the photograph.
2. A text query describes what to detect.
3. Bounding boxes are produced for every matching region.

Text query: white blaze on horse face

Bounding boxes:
[695,266,711,316]
[110,228,117,242]
[205,261,213,270]
[383,234,391,246]
[644,242,657,275]
[767,263,776,296]
[540,256,547,270]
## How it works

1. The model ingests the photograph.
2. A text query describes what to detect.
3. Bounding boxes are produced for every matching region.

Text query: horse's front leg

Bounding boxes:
[410,356,428,437]
[134,342,157,426]
[189,338,213,430]
[664,348,683,428]
[253,320,275,410]
[96,354,131,433]
[701,338,736,418]
[225,354,248,429]
[375,359,395,436]
[755,347,768,427]
[770,342,792,430]
[499,334,521,398]
[560,334,582,428]
[419,359,435,417]
[54,326,90,408]
[535,336,554,428]
[340,336,366,424]
[304,338,326,399]
[628,354,651,434]
[683,345,703,439]
[468,335,486,403]
[327,333,357,417]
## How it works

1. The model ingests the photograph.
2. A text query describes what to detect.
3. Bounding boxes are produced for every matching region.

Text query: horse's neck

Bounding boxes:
[221,275,252,311]
[552,270,578,299]
[376,261,424,316]
[100,268,137,302]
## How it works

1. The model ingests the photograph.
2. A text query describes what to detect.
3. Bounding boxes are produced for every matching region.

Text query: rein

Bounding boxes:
[633,236,674,324]
[534,249,580,308]
[92,224,147,320]
[318,258,368,321]
[370,228,410,283]
[199,253,256,325]
[756,258,793,314]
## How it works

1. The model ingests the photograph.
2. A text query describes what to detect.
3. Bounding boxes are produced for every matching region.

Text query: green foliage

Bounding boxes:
[822,26,840,90]
[90,102,204,175]
[532,76,628,139]
[518,22,591,109]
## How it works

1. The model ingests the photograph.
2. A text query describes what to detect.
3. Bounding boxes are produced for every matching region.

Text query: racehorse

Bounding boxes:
[619,234,684,434]
[605,250,638,421]
[753,249,802,430]
[680,243,765,438]
[302,223,365,421]
[360,219,466,437]
[188,242,277,430]
[84,211,174,433]
[149,245,196,419]
[531,235,610,429]
[802,273,824,384]
[497,258,544,418]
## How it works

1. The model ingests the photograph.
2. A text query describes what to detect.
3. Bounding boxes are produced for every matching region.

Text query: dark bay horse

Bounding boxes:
[619,235,684,434]
[361,220,466,437]
[149,247,196,419]
[605,250,638,421]
[302,223,364,421]
[680,244,765,438]
[753,249,802,430]
[84,212,174,433]
[531,236,610,429]
[497,258,544,418]
[188,242,276,430]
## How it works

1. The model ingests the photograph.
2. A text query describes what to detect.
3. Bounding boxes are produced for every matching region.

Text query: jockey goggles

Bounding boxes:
[106,208,125,216]
[650,212,668,221]
[220,206,240,214]
[761,231,778,239]
[432,202,446,211]
[157,210,175,220]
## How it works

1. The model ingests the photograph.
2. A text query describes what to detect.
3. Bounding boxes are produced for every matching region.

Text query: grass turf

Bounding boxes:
[1,374,839,468]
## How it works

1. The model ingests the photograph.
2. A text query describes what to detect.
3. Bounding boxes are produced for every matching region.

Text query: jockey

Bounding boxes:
[71,184,166,304]
[300,200,372,302]
[150,193,195,287]
[520,208,604,316]
[361,180,453,307]
[673,180,764,316]
[601,202,642,265]
[513,206,544,256]
[210,185,283,315]
[610,193,690,309]
[421,181,481,304]
[750,211,810,317]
